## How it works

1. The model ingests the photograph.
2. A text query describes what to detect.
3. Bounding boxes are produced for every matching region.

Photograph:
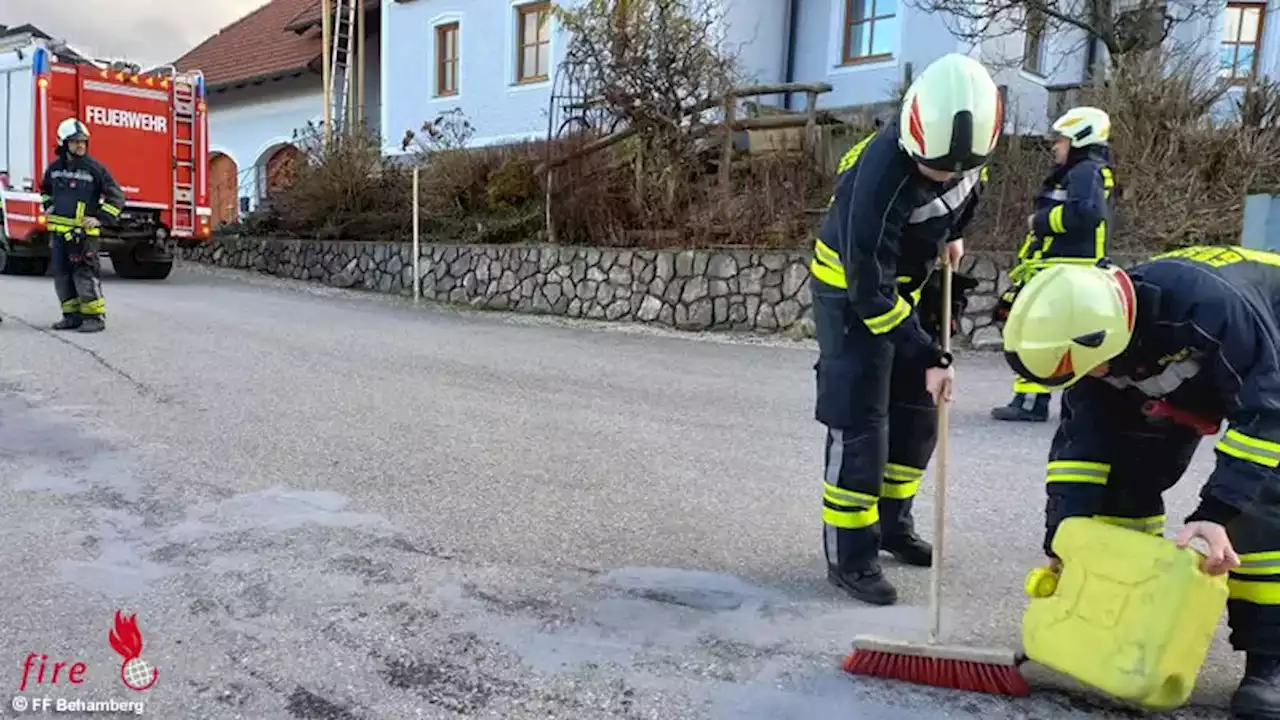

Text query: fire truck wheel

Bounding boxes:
[110,253,172,280]
[1,256,50,276]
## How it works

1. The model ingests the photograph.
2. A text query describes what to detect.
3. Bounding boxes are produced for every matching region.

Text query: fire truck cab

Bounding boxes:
[0,34,212,280]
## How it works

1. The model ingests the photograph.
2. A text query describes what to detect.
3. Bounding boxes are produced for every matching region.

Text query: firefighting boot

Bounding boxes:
[991,393,1050,422]
[827,565,897,606]
[52,313,81,331]
[77,316,105,333]
[880,497,933,567]
[1232,653,1280,719]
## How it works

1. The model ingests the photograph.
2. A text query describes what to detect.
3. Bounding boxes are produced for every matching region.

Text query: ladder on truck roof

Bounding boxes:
[327,0,358,131]
[170,75,197,237]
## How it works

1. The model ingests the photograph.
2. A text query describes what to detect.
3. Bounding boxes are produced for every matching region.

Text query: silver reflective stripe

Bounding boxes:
[1219,432,1280,466]
[1103,359,1202,397]
[1045,188,1068,201]
[908,168,982,224]
[825,428,844,567]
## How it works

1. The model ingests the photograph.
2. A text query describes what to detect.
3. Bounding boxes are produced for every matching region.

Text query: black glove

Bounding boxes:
[64,228,87,263]
[918,270,980,339]
[993,287,1018,325]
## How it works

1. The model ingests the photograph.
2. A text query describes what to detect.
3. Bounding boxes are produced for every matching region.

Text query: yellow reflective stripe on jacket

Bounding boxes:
[1216,429,1280,468]
[823,483,879,529]
[864,295,912,335]
[100,203,121,217]
[1045,460,1110,485]
[1230,551,1280,605]
[1094,514,1165,535]
[75,201,86,221]
[882,463,924,500]
[810,238,845,288]
[1048,205,1066,234]
[826,131,878,207]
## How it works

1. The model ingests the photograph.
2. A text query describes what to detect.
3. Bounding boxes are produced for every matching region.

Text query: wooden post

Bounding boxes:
[720,94,735,193]
[413,166,421,303]
[804,89,818,155]
[321,0,333,147]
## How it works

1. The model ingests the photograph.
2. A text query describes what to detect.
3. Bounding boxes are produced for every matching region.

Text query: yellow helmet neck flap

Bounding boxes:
[1001,263,1136,389]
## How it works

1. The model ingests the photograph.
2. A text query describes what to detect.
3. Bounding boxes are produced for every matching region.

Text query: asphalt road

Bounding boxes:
[0,261,1239,719]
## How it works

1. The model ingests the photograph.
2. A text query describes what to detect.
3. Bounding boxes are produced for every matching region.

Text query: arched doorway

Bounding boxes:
[264,145,302,199]
[209,153,239,227]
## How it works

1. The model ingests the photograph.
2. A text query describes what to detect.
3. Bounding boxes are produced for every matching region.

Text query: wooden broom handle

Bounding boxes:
[929,249,952,644]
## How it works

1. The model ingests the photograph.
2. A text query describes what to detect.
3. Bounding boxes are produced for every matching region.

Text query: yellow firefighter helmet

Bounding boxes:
[1002,263,1137,388]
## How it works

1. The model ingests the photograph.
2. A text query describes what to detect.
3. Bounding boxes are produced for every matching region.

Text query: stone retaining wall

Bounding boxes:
[180,236,1022,346]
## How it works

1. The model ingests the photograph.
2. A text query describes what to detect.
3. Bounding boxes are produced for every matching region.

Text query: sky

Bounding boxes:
[2,0,269,67]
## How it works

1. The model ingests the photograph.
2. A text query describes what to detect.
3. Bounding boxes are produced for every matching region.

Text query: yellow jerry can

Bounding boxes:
[1021,516,1229,711]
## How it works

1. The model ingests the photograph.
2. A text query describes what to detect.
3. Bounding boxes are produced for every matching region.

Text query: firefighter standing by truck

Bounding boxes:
[39,118,125,333]
[1002,247,1280,719]
[990,106,1115,422]
[808,53,1001,606]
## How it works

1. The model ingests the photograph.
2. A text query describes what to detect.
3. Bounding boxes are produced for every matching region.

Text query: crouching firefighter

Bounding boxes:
[1002,246,1280,719]
[991,106,1115,422]
[39,118,125,333]
[808,52,1001,606]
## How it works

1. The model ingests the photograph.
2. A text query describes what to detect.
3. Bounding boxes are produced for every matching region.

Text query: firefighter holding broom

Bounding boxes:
[990,106,1116,423]
[808,52,1001,606]
[1002,247,1280,718]
[40,118,125,333]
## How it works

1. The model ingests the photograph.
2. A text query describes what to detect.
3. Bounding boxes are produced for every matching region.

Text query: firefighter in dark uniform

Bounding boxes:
[991,106,1115,422]
[39,118,125,333]
[809,52,1002,606]
[1002,247,1280,719]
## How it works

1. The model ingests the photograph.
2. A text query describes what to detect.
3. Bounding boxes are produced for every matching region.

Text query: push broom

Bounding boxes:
[842,248,1031,696]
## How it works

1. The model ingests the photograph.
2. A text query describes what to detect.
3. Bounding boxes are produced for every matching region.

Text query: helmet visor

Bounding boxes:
[1003,351,1077,389]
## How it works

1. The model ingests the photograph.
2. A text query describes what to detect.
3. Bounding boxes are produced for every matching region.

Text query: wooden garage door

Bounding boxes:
[265,145,302,197]
[209,153,238,227]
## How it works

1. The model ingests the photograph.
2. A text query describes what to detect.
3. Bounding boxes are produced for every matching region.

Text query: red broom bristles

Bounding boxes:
[843,649,1032,697]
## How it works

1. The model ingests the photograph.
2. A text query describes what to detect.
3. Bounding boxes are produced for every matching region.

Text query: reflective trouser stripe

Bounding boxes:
[1048,205,1066,234]
[1013,376,1052,394]
[79,298,105,316]
[60,299,80,312]
[1046,460,1110,485]
[823,482,879,529]
[1230,552,1280,604]
[882,463,924,500]
[1216,429,1280,469]
[47,222,100,237]
[1094,514,1165,535]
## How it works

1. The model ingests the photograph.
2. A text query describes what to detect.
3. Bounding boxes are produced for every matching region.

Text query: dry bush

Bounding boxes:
[271,121,413,241]
[968,48,1280,255]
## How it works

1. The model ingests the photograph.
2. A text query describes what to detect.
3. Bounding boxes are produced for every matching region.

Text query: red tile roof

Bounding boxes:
[173,0,322,89]
[283,0,379,32]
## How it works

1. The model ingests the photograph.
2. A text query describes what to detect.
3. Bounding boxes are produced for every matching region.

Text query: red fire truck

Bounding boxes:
[0,37,211,280]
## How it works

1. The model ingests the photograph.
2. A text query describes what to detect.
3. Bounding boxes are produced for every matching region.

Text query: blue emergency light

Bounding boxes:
[32,47,49,75]
[195,74,205,99]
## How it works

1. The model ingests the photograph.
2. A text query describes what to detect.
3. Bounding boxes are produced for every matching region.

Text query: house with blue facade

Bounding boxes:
[175,0,1277,226]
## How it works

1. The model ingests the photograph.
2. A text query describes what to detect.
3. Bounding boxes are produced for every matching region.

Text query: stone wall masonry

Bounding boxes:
[181,236,1038,346]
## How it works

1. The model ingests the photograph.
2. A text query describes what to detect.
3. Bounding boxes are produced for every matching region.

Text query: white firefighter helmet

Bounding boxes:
[56,118,90,144]
[1051,106,1111,148]
[898,53,1003,172]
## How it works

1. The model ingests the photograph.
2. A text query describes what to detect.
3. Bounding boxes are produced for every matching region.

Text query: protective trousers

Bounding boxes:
[1048,387,1280,652]
[812,284,938,574]
[51,231,105,318]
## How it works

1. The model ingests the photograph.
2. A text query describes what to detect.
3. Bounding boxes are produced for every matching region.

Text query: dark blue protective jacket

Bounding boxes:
[1045,246,1280,552]
[809,119,985,367]
[1013,146,1115,280]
